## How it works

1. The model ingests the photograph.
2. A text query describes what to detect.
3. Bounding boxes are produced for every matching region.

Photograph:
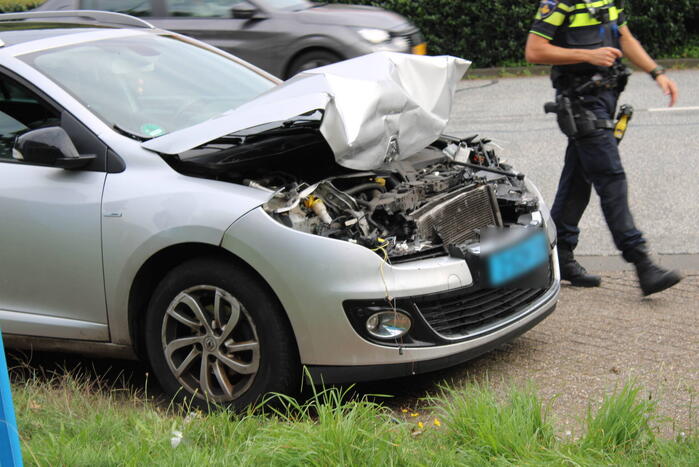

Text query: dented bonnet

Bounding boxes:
[142,52,470,170]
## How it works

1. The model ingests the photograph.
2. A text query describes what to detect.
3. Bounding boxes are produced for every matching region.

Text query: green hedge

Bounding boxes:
[1,1,696,65]
[0,0,44,12]
[328,0,699,67]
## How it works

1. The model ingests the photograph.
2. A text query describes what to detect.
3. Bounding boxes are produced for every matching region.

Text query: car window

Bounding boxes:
[257,0,310,11]
[0,75,60,160]
[165,0,244,17]
[81,0,152,17]
[19,34,275,140]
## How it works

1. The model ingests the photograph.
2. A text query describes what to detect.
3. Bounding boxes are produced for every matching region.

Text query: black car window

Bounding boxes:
[166,0,244,17]
[81,0,152,16]
[0,76,59,160]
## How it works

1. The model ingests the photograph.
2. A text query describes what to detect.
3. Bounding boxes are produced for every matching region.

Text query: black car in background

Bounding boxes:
[35,0,426,78]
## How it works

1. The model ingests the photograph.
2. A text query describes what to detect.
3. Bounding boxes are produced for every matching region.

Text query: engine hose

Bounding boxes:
[345,183,387,196]
[348,204,384,232]
[383,175,401,189]
[450,160,524,180]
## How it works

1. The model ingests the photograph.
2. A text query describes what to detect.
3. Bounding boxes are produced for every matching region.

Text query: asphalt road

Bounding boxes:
[446,69,699,258]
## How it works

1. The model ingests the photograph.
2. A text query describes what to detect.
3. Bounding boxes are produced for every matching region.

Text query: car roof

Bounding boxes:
[0,10,154,47]
[0,22,117,46]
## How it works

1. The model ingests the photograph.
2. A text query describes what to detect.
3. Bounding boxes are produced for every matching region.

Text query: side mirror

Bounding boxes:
[13,127,95,170]
[232,2,260,20]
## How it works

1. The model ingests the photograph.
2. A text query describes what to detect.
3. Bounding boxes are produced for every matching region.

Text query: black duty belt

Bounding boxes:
[554,62,631,96]
[555,73,619,93]
[595,119,614,130]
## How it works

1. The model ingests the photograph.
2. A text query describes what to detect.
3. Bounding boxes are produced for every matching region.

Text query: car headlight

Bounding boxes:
[386,36,410,51]
[357,28,391,44]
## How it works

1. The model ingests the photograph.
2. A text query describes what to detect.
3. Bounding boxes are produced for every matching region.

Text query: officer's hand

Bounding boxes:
[656,74,678,107]
[585,47,623,67]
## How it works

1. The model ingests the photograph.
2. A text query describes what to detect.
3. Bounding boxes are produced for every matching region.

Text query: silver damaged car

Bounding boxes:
[0,11,560,408]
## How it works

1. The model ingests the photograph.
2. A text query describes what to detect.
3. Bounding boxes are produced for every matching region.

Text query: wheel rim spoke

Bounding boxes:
[211,359,234,399]
[179,292,212,334]
[223,339,259,353]
[174,346,201,377]
[213,289,224,329]
[167,306,201,330]
[218,296,242,343]
[165,336,202,360]
[199,355,213,398]
[217,353,258,375]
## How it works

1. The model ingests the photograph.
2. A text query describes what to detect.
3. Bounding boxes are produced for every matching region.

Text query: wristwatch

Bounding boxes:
[649,66,666,80]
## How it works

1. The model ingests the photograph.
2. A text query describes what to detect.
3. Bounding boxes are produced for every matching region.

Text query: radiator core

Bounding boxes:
[411,184,502,245]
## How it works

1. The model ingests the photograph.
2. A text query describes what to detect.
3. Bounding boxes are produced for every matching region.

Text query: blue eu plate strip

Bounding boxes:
[488,232,548,287]
[0,329,23,467]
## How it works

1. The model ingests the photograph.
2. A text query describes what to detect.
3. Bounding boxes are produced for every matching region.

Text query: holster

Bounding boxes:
[554,95,577,137]
[545,95,613,139]
[613,62,631,92]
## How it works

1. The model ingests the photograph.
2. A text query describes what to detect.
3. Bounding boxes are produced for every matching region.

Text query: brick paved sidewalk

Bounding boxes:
[452,272,699,436]
[367,272,698,436]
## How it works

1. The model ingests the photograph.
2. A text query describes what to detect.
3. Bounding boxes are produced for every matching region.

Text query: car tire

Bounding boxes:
[144,257,299,410]
[286,50,342,78]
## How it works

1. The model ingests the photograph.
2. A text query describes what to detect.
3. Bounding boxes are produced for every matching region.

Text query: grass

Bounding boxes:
[8,364,698,466]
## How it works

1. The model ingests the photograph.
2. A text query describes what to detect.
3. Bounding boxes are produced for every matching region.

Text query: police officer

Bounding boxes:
[524,0,682,296]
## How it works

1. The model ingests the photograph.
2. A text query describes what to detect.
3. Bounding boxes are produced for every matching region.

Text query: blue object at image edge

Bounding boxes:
[0,329,23,467]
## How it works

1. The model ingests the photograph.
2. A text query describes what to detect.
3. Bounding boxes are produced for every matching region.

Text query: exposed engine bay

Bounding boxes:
[163,118,540,262]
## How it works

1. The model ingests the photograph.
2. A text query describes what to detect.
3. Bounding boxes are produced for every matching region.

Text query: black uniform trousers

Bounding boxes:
[549,89,646,259]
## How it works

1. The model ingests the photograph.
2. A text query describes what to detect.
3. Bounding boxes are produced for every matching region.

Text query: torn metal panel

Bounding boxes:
[142,52,470,170]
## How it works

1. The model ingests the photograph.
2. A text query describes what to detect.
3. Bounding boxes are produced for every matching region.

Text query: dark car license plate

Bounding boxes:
[487,232,548,287]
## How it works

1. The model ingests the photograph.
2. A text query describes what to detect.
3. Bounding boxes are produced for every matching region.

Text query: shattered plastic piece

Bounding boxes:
[143,52,470,170]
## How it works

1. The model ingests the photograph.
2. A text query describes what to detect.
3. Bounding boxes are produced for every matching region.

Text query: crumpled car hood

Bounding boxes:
[142,52,470,171]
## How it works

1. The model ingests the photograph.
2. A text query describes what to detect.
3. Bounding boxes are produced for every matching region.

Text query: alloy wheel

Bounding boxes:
[296,58,336,73]
[161,285,260,403]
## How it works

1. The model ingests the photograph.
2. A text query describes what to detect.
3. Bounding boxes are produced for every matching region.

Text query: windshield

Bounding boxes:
[257,0,313,12]
[19,34,276,139]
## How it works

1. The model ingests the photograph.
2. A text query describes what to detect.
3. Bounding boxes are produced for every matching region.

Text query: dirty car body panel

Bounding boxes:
[0,15,558,403]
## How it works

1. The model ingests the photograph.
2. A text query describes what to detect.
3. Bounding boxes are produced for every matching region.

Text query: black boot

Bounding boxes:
[558,245,601,287]
[625,247,682,296]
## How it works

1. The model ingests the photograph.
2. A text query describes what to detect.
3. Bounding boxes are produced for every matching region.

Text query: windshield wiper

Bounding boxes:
[113,124,153,142]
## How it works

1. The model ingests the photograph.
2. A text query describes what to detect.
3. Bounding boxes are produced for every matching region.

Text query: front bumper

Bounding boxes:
[309,291,557,384]
[222,207,560,377]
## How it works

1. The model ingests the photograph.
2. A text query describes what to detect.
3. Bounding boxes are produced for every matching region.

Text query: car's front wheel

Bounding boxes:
[286,50,341,78]
[144,257,299,410]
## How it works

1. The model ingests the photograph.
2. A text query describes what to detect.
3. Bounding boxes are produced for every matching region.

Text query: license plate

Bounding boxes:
[487,232,548,287]
[412,43,427,55]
